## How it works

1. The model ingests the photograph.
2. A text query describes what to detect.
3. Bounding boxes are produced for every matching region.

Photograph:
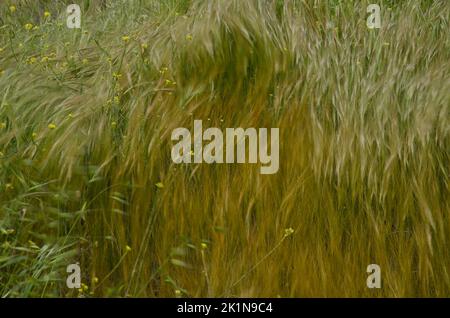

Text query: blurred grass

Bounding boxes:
[0,0,449,297]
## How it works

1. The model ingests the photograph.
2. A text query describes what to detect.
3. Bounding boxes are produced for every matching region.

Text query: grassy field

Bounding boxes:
[0,0,449,297]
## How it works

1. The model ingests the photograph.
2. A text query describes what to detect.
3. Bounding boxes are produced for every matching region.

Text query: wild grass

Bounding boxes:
[0,0,449,297]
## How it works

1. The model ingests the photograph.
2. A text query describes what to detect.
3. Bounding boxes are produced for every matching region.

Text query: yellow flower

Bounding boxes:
[112,72,122,80]
[155,182,164,189]
[186,34,193,41]
[24,23,33,31]
[41,56,49,63]
[92,277,99,284]
[121,35,130,42]
[9,5,16,13]
[201,242,208,250]
[48,123,57,130]
[175,290,182,296]
[141,43,148,49]
[5,183,14,190]
[0,122,6,129]
[113,96,120,104]
[32,132,37,139]
[44,11,51,18]
[284,228,294,237]
[111,121,117,128]
[27,57,37,64]
[82,58,88,64]
[125,245,132,252]
[165,79,172,85]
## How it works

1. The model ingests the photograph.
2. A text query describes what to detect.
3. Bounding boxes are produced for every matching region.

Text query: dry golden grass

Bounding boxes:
[0,0,449,297]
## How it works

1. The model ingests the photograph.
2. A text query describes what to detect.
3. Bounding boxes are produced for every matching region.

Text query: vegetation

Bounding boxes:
[0,0,449,297]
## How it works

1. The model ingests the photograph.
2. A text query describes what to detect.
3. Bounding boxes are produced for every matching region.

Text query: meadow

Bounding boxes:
[0,0,449,297]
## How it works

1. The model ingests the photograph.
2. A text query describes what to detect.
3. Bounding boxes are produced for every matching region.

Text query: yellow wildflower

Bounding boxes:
[155,182,164,189]
[125,245,132,252]
[82,58,88,64]
[121,35,130,43]
[48,123,57,130]
[44,11,51,18]
[9,5,16,13]
[284,228,294,237]
[186,34,193,41]
[201,242,208,250]
[24,23,33,31]
[111,121,117,128]
[0,122,6,129]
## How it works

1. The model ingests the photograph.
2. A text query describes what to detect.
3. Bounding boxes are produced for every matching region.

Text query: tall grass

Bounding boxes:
[0,0,449,297]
